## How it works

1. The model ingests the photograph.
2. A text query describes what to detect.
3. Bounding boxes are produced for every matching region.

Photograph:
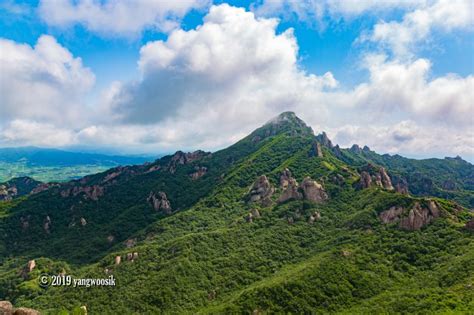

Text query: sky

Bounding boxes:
[0,0,473,161]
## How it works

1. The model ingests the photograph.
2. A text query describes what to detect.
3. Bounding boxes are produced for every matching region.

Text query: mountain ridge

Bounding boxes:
[0,112,472,314]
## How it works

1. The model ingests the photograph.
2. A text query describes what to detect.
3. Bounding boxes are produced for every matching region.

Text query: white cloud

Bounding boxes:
[330,120,474,159]
[348,54,474,126]
[365,0,474,57]
[1,4,472,161]
[0,120,75,147]
[38,0,210,37]
[105,4,337,145]
[0,35,95,126]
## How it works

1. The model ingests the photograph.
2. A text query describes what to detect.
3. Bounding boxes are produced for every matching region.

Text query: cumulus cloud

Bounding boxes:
[1,4,472,161]
[346,54,474,126]
[0,35,95,126]
[105,4,337,145]
[38,0,209,37]
[364,0,474,57]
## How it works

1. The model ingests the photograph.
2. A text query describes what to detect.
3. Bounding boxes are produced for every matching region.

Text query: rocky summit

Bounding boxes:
[0,112,472,314]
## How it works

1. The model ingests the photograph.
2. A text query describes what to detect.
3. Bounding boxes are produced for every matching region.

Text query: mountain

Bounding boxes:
[0,112,472,314]
[0,147,152,182]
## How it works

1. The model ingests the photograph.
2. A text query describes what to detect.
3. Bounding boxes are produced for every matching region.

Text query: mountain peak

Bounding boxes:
[250,112,314,140]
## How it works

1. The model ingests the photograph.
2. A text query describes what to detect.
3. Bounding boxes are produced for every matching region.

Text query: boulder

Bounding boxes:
[147,191,172,214]
[250,209,261,218]
[114,256,121,265]
[26,260,36,273]
[13,308,40,315]
[248,175,274,206]
[80,217,87,226]
[278,178,302,203]
[0,301,13,315]
[300,177,328,203]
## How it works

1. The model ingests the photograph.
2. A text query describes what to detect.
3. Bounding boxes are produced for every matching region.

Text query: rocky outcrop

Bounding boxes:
[114,256,121,265]
[0,301,13,314]
[248,175,274,206]
[394,178,409,194]
[190,166,207,180]
[278,178,302,203]
[359,171,372,189]
[124,238,136,248]
[13,307,41,315]
[308,211,321,224]
[300,177,328,203]
[357,165,393,191]
[167,150,211,173]
[315,132,333,148]
[26,260,36,273]
[60,185,104,201]
[30,183,57,195]
[379,206,404,224]
[309,141,323,157]
[349,144,362,154]
[43,216,51,234]
[379,168,394,190]
[279,168,292,189]
[0,185,16,201]
[379,200,441,230]
[80,217,87,226]
[147,191,172,214]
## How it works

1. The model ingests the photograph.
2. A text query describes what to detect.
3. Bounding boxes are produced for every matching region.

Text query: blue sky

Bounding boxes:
[0,0,473,160]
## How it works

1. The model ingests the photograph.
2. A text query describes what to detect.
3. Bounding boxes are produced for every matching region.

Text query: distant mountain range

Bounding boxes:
[0,112,472,314]
[0,147,154,182]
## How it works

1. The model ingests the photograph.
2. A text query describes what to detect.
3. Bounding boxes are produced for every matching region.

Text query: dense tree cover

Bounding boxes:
[0,113,472,314]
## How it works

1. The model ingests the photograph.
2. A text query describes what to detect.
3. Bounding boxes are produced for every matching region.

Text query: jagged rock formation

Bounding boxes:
[167,150,211,173]
[300,177,328,203]
[147,191,172,214]
[60,185,104,201]
[248,175,274,206]
[278,169,302,203]
[379,200,441,230]
[277,170,328,204]
[0,185,17,201]
[315,132,333,148]
[349,144,363,154]
[394,178,409,194]
[190,166,208,180]
[357,164,393,191]
[251,112,314,140]
[309,141,323,157]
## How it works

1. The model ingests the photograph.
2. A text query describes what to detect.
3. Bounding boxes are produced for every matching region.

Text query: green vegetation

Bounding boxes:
[0,112,472,314]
